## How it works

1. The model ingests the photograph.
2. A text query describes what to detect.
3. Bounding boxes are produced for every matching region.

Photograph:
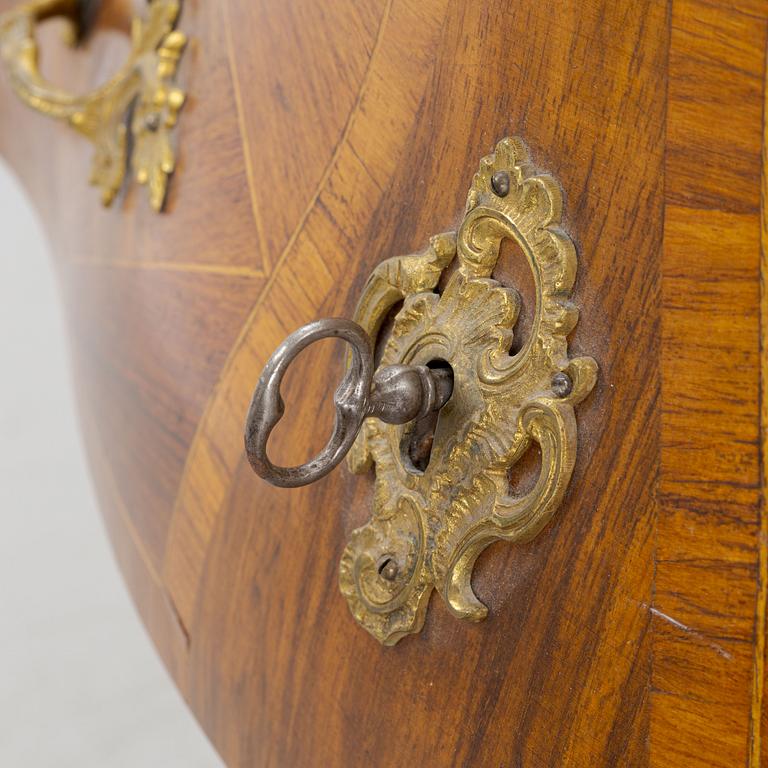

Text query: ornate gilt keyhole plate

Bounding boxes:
[339,138,597,645]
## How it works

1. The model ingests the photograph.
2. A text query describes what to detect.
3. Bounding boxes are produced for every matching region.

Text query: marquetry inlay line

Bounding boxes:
[80,405,191,687]
[81,407,167,592]
[161,0,452,631]
[69,258,265,278]
[167,0,394,525]
[221,0,272,274]
[90,1,272,278]
[750,36,768,768]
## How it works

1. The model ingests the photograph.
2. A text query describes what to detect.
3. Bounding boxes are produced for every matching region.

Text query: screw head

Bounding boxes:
[551,372,573,398]
[143,113,162,132]
[491,170,510,197]
[379,558,399,581]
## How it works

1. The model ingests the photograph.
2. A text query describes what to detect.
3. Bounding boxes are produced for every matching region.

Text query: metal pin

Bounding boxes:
[551,372,573,398]
[491,170,510,197]
[144,113,161,132]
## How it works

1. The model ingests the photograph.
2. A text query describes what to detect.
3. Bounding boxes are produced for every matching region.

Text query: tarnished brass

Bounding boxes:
[0,0,187,211]
[340,138,597,645]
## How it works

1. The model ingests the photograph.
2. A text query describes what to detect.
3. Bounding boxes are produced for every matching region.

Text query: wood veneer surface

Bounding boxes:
[1,0,767,765]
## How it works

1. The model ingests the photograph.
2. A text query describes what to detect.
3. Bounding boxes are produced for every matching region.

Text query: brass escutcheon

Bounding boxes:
[246,138,597,645]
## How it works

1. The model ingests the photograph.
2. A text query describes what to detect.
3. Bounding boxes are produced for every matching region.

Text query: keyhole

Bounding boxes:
[401,359,453,474]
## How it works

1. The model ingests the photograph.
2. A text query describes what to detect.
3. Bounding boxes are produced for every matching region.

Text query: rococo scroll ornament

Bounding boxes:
[0,0,187,211]
[245,138,597,645]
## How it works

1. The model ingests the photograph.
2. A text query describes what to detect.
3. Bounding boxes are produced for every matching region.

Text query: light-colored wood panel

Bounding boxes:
[657,204,762,765]
[216,0,387,270]
[759,12,768,762]
[654,4,767,764]
[666,0,765,212]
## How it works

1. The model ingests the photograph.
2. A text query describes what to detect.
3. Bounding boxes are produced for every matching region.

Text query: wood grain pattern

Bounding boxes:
[657,208,761,766]
[164,0,667,764]
[1,0,767,765]
[655,3,767,765]
[761,31,768,763]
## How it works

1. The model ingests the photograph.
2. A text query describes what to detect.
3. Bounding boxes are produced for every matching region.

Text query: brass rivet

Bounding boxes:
[552,372,573,398]
[491,170,510,197]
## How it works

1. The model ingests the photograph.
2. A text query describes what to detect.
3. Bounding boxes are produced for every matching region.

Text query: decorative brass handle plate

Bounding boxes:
[0,0,187,211]
[248,138,597,645]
